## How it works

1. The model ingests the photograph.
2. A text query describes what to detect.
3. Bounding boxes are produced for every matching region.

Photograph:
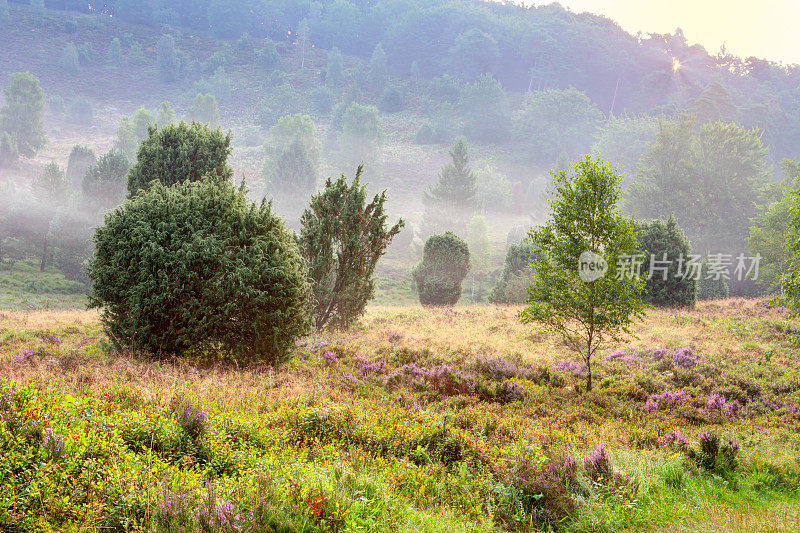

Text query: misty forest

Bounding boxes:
[1,0,800,531]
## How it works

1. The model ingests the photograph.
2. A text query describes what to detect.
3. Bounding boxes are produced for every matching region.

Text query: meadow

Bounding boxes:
[2,299,799,532]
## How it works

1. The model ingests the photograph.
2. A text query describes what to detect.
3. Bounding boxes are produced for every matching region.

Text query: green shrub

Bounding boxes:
[188,93,220,125]
[60,42,80,72]
[1,72,46,157]
[379,85,405,113]
[258,84,308,128]
[697,259,731,300]
[204,45,233,74]
[66,144,96,189]
[310,87,334,115]
[157,34,184,83]
[126,121,233,196]
[255,41,280,71]
[82,149,130,210]
[0,131,18,168]
[415,121,452,145]
[108,37,123,66]
[635,215,697,308]
[67,97,93,125]
[88,180,311,361]
[413,232,470,306]
[77,42,97,65]
[490,240,536,303]
[299,166,404,328]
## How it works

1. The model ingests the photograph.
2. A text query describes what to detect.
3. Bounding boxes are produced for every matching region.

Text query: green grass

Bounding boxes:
[2,301,800,531]
[0,259,88,310]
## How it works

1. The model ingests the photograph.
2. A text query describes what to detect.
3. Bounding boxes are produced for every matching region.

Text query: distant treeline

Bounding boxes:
[10,0,800,159]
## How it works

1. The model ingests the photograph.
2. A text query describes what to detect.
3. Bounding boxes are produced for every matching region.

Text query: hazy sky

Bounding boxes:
[533,0,800,65]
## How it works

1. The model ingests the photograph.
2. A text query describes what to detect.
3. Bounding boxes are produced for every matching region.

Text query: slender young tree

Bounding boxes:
[31,162,69,271]
[299,166,404,328]
[520,155,645,391]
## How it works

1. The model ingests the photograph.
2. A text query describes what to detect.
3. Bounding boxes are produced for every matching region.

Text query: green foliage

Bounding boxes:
[60,42,80,72]
[340,102,381,150]
[592,114,659,186]
[195,67,232,102]
[0,72,46,157]
[258,84,309,128]
[0,132,18,168]
[32,162,69,271]
[378,85,405,113]
[635,215,697,308]
[89,180,311,361]
[515,87,604,167]
[325,47,345,87]
[81,149,130,210]
[490,239,537,304]
[749,160,798,293]
[65,144,96,189]
[263,114,320,197]
[155,101,176,126]
[520,155,645,391]
[204,44,233,74]
[430,74,461,104]
[628,116,768,257]
[449,29,499,81]
[126,122,233,197]
[459,74,510,143]
[413,232,470,306]
[48,204,93,285]
[422,138,477,235]
[415,119,452,145]
[76,42,97,65]
[126,39,146,65]
[310,87,334,115]
[697,261,730,300]
[188,93,220,125]
[367,43,388,93]
[255,40,280,71]
[108,37,123,66]
[156,34,184,83]
[66,97,93,125]
[474,161,512,212]
[465,215,489,275]
[299,166,403,328]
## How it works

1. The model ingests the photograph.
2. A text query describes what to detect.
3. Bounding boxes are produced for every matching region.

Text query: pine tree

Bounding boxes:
[31,162,69,271]
[423,138,477,235]
[367,43,388,93]
[299,166,404,328]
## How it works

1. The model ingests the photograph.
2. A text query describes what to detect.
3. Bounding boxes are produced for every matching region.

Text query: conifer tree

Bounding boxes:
[423,138,477,234]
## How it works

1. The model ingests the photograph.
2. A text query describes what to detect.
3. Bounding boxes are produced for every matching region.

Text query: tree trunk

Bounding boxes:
[585,342,593,392]
[40,234,48,272]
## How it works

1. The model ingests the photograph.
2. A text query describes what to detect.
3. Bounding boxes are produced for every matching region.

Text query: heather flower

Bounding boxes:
[664,429,688,449]
[701,393,740,419]
[644,390,691,412]
[553,360,584,377]
[176,403,207,439]
[321,351,338,366]
[583,444,633,493]
[499,381,525,403]
[41,428,65,459]
[12,349,36,366]
[402,363,422,378]
[672,348,698,368]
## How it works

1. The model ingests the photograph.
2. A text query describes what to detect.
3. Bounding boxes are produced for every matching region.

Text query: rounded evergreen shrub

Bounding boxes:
[379,85,405,113]
[412,232,470,306]
[88,180,311,362]
[126,121,233,196]
[635,215,697,307]
[697,259,731,300]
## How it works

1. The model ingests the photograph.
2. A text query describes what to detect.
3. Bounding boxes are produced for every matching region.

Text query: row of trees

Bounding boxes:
[85,121,404,362]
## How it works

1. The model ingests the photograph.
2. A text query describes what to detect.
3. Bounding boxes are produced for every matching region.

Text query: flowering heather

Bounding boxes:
[664,429,689,449]
[34,332,62,345]
[198,482,241,532]
[553,360,585,377]
[605,349,639,363]
[672,348,698,368]
[321,350,338,366]
[644,390,691,412]
[41,428,65,459]
[12,349,36,366]
[401,363,423,378]
[498,381,525,403]
[474,356,519,381]
[356,357,385,376]
[701,393,740,418]
[176,404,207,439]
[583,445,633,493]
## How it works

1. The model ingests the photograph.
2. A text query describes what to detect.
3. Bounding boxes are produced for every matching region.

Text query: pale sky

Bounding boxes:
[531,0,800,65]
